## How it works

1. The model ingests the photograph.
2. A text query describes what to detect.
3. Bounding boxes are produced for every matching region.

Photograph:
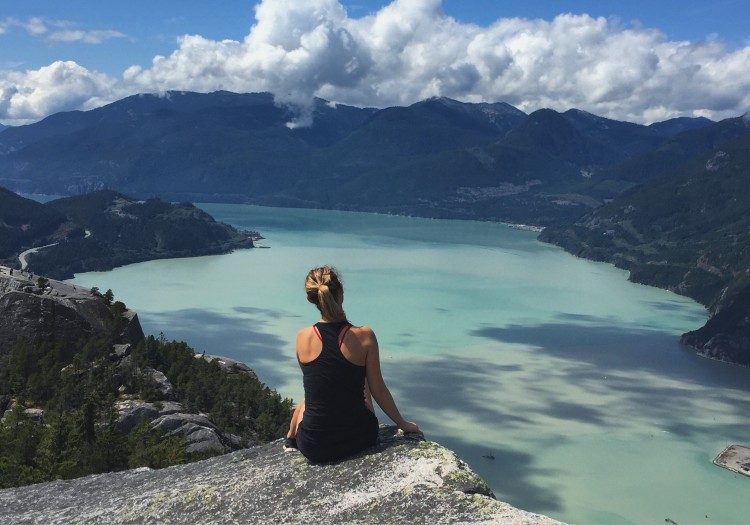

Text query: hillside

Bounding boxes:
[0,268,293,488]
[0,90,714,225]
[0,187,66,257]
[681,284,750,367]
[540,119,750,364]
[0,189,258,280]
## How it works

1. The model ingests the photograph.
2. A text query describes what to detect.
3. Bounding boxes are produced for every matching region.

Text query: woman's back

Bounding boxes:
[296,323,373,366]
[285,265,420,463]
[295,321,378,462]
[299,322,368,427]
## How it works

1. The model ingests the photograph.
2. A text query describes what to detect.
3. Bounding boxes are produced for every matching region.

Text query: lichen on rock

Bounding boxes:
[0,426,563,524]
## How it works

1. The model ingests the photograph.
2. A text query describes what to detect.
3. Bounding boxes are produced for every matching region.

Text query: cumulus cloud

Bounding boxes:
[1,0,750,125]
[0,61,124,125]
[125,0,371,127]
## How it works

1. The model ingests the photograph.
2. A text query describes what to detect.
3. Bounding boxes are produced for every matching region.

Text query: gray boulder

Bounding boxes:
[151,412,217,433]
[142,367,176,401]
[199,353,258,380]
[115,400,161,434]
[151,413,225,455]
[0,427,564,525]
[115,400,188,434]
[182,427,224,455]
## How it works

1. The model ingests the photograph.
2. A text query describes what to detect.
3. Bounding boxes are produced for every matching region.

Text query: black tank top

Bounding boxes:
[301,321,367,428]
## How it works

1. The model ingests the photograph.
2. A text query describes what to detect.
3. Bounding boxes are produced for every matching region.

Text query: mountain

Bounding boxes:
[589,113,750,190]
[0,189,257,279]
[540,122,750,306]
[0,187,66,257]
[0,90,715,225]
[0,91,377,200]
[540,121,750,365]
[648,116,715,136]
[2,91,747,363]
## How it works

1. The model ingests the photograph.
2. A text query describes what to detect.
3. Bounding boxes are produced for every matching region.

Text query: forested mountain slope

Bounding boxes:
[0,189,257,279]
[0,90,714,225]
[540,118,750,365]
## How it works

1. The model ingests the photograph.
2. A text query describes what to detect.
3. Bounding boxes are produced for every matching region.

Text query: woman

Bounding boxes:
[284,266,421,463]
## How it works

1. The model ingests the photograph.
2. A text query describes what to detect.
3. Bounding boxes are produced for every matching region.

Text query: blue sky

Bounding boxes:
[1,0,749,126]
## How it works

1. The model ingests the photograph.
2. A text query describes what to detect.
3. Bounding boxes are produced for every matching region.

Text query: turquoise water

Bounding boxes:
[69,205,750,524]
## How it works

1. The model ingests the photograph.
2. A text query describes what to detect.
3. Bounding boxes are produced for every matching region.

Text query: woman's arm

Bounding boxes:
[362,327,422,434]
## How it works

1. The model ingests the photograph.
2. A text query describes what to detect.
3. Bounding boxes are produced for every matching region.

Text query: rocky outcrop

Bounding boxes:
[115,399,240,455]
[0,265,236,456]
[0,426,563,525]
[199,353,258,380]
[0,265,144,359]
[681,283,750,367]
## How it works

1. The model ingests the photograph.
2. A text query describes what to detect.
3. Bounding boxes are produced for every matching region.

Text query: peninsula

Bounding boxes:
[0,188,260,280]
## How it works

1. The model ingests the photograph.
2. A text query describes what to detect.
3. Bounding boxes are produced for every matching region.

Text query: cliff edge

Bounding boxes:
[0,265,144,359]
[0,426,562,525]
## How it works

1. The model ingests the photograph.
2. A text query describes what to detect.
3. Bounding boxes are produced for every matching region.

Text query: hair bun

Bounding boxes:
[305,266,347,322]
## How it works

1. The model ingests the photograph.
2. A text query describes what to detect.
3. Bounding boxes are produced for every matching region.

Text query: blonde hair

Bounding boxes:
[305,266,347,322]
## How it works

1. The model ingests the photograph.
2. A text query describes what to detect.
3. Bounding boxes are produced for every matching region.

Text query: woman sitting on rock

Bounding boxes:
[284,265,421,463]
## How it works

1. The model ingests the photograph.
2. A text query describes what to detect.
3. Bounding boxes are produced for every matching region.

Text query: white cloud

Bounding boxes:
[1,0,750,125]
[24,16,48,37]
[47,29,127,44]
[0,16,126,44]
[0,61,123,125]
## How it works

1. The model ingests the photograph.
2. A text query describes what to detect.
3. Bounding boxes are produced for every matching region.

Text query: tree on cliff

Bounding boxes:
[0,329,292,488]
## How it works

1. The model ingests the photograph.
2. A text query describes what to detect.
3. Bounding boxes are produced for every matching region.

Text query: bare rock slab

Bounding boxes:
[0,427,564,525]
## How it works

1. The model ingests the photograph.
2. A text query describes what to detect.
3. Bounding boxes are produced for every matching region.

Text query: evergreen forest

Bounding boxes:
[0,297,293,488]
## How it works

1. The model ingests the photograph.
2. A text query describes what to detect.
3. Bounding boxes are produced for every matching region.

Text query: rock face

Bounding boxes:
[0,265,235,456]
[0,265,144,359]
[0,426,563,525]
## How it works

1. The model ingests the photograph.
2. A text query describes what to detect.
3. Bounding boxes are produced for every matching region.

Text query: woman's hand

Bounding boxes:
[400,420,423,436]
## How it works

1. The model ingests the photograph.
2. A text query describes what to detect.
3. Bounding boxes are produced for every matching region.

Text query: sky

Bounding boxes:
[1,0,749,127]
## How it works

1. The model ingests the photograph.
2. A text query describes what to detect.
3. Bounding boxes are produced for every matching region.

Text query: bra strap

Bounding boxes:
[338,323,352,348]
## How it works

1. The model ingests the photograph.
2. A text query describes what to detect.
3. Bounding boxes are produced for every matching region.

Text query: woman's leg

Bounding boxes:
[286,399,305,438]
[364,381,374,413]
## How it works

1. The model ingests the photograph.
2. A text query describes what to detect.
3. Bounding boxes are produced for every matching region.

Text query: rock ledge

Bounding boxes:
[0,427,563,524]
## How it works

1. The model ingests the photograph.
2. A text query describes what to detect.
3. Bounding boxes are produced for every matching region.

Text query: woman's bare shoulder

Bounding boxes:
[350,325,377,341]
[296,325,316,340]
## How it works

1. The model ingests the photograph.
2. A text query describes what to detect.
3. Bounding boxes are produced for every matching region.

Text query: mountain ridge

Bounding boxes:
[0,90,715,225]
[2,90,748,364]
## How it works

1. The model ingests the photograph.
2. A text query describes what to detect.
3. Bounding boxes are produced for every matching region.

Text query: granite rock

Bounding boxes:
[0,427,564,525]
[0,266,144,359]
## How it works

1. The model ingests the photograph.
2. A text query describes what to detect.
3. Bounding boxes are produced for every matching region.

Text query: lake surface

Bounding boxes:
[69,204,750,525]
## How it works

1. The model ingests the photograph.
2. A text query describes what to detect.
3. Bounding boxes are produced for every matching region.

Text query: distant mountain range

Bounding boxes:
[1,91,748,365]
[0,90,718,225]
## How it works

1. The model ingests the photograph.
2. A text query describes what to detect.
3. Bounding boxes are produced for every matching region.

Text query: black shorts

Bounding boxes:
[296,409,378,463]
